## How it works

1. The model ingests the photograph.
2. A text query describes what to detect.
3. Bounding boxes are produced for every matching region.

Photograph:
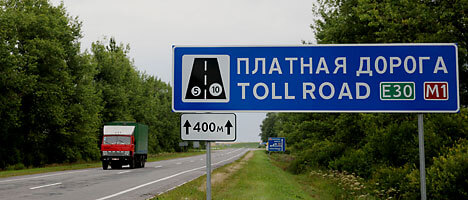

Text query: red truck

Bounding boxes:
[101,122,148,170]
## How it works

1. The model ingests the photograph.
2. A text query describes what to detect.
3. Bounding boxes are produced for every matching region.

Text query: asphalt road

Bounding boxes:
[0,148,251,200]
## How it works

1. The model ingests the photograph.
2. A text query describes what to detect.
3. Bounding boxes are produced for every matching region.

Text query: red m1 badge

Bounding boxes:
[424,82,448,100]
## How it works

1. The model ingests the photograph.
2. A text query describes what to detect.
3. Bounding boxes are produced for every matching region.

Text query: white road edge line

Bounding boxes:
[0,170,90,183]
[154,166,162,168]
[117,170,131,174]
[29,182,62,190]
[95,150,249,200]
[159,176,199,195]
[165,186,178,194]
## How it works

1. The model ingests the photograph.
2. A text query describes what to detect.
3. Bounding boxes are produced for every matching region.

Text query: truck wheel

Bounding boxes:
[140,159,145,168]
[134,157,140,168]
[102,161,109,170]
[129,159,135,169]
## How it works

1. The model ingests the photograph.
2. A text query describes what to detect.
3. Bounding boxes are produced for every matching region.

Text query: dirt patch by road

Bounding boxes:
[198,150,254,191]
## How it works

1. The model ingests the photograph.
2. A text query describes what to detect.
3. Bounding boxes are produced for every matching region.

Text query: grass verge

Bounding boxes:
[269,153,377,200]
[155,151,378,200]
[0,162,101,179]
[154,150,313,200]
[0,151,206,179]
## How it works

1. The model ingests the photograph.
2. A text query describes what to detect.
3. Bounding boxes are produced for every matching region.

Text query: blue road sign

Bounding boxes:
[268,137,285,152]
[172,44,459,113]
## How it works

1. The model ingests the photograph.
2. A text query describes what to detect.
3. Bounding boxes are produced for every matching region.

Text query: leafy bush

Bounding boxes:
[5,163,26,171]
[329,149,373,178]
[261,109,468,197]
[309,169,375,199]
[401,140,468,199]
[426,140,468,199]
[289,140,345,174]
[369,165,413,198]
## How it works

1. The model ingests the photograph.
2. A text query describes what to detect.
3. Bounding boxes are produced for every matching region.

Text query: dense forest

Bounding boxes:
[261,0,467,199]
[0,0,183,169]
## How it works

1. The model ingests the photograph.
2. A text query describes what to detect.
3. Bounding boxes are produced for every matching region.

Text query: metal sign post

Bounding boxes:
[206,141,211,200]
[179,114,236,200]
[418,114,426,200]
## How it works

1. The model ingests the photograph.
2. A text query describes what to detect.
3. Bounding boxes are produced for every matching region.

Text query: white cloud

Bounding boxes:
[53,0,315,82]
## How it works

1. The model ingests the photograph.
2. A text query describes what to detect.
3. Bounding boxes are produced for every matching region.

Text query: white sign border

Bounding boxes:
[172,43,459,113]
[180,113,237,141]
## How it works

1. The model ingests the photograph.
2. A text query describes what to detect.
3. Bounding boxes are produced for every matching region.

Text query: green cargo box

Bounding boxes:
[104,122,148,155]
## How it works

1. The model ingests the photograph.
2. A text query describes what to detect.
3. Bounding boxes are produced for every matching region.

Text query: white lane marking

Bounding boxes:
[176,162,182,165]
[95,166,205,200]
[96,150,249,200]
[154,166,162,168]
[29,182,62,190]
[200,158,203,161]
[0,170,90,183]
[117,170,131,174]
[204,60,207,71]
[190,160,195,163]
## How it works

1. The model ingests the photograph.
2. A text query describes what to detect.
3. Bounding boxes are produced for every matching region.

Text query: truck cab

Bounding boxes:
[101,123,148,169]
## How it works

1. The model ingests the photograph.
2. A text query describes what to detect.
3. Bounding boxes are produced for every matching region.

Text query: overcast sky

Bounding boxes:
[50,0,316,142]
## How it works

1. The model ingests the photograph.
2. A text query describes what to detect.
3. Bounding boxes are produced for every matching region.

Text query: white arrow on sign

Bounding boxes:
[180,113,236,141]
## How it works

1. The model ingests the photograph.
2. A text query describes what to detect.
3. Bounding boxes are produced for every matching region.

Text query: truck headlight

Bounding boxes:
[102,151,108,156]
[124,151,130,156]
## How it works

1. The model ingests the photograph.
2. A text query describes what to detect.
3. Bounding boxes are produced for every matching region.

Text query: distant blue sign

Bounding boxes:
[172,44,459,113]
[268,137,285,152]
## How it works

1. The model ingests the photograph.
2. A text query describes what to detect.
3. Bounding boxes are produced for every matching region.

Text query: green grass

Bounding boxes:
[0,151,206,179]
[268,153,377,200]
[292,172,377,200]
[154,150,313,200]
[155,151,377,200]
[266,153,336,199]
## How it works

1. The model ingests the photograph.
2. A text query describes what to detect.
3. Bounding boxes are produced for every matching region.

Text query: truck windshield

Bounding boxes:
[103,136,131,145]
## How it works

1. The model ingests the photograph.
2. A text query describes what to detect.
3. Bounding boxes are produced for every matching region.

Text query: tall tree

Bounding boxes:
[0,0,101,167]
[275,1,468,197]
[259,113,278,142]
[312,0,468,105]
[92,38,137,123]
[91,38,182,153]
